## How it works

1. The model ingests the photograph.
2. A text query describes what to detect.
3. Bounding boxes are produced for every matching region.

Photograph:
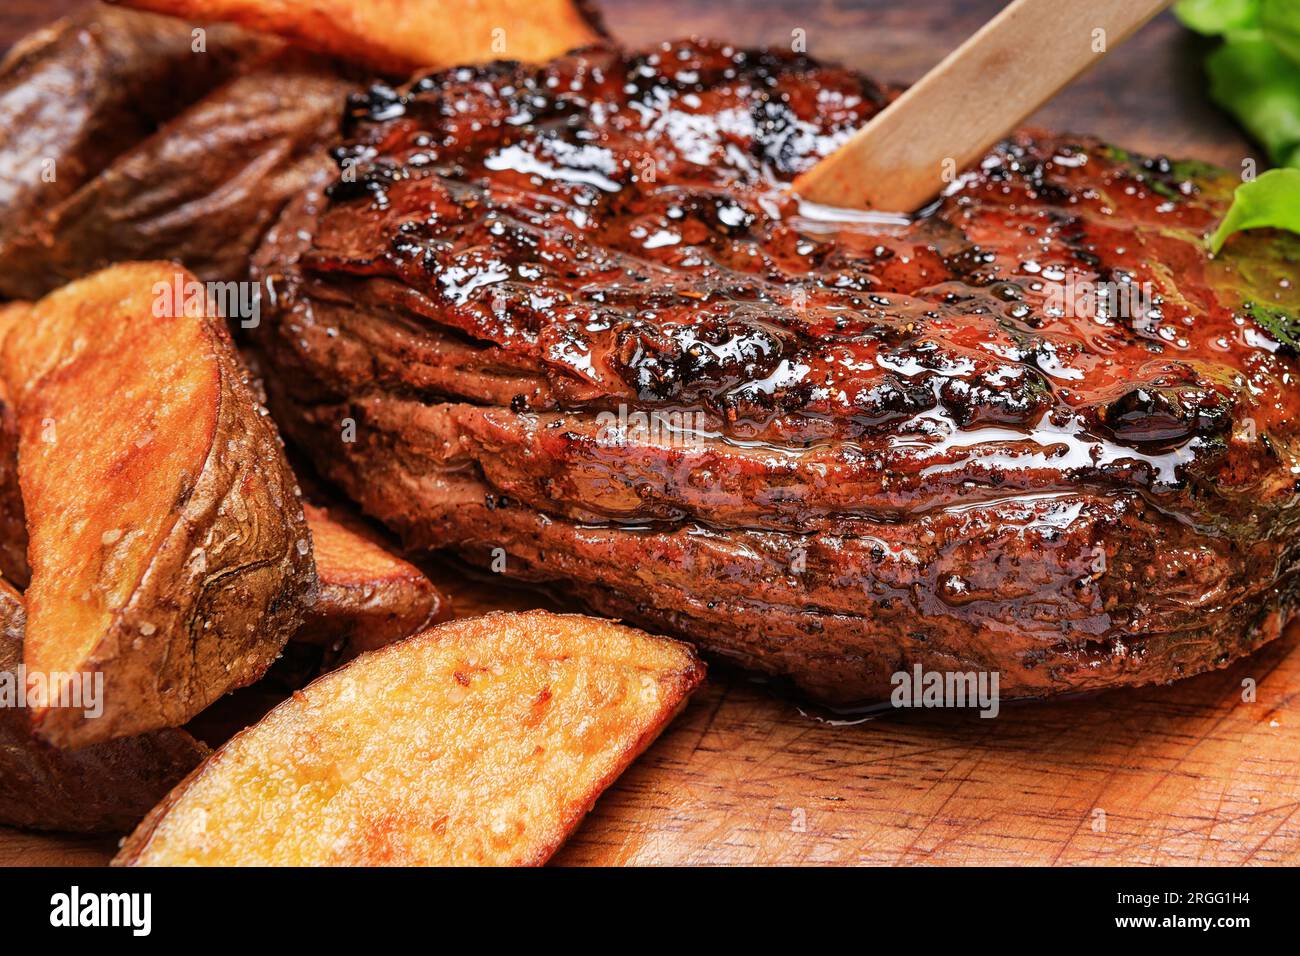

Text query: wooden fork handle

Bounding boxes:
[793,0,1173,211]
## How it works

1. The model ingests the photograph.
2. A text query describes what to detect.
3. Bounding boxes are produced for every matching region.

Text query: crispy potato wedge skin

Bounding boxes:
[0,54,354,294]
[116,610,704,865]
[0,409,439,668]
[115,0,602,75]
[0,579,209,833]
[2,263,317,747]
[296,503,446,661]
[0,4,272,298]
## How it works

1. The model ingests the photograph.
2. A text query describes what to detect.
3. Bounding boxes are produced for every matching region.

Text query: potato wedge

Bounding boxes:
[115,0,603,75]
[0,577,209,833]
[0,4,274,298]
[0,385,437,670]
[1,263,317,747]
[0,54,355,295]
[296,502,446,661]
[116,610,704,865]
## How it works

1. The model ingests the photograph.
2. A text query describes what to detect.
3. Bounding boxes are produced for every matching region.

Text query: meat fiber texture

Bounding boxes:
[252,39,1300,707]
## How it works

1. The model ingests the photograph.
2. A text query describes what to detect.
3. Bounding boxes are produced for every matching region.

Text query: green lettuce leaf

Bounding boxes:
[1261,0,1300,65]
[1206,32,1300,166]
[1209,167,1300,252]
[1174,0,1260,35]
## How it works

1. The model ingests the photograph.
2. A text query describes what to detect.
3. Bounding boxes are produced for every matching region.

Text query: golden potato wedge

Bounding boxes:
[0,395,437,670]
[188,499,446,747]
[296,502,446,661]
[0,577,209,833]
[116,610,704,865]
[115,0,603,75]
[1,262,317,748]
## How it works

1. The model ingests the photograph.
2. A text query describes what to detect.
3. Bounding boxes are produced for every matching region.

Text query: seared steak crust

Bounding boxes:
[254,39,1300,706]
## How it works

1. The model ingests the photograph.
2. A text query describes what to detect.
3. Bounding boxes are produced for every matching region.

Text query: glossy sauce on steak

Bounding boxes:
[254,39,1300,707]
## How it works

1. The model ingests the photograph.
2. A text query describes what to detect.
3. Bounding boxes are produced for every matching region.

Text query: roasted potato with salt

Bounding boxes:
[116,611,704,866]
[1,262,317,748]
[0,578,209,833]
[115,0,603,75]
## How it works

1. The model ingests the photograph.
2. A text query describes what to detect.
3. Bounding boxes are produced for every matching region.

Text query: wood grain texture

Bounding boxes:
[553,626,1300,865]
[1,0,1291,868]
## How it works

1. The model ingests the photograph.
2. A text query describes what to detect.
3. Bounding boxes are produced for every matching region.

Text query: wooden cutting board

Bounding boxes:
[4,0,1295,867]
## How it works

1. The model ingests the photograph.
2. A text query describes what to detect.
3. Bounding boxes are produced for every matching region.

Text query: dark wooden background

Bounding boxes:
[4,1,1296,868]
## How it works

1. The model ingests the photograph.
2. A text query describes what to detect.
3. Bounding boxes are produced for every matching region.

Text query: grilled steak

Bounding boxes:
[253,39,1300,707]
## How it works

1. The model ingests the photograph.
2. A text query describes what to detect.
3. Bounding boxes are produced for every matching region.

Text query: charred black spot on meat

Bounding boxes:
[943,245,1001,287]
[326,154,408,207]
[939,367,1051,428]
[1100,384,1232,445]
[344,83,406,130]
[613,320,788,403]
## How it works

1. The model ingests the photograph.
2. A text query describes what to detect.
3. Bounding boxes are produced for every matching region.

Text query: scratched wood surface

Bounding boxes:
[3,0,1295,867]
